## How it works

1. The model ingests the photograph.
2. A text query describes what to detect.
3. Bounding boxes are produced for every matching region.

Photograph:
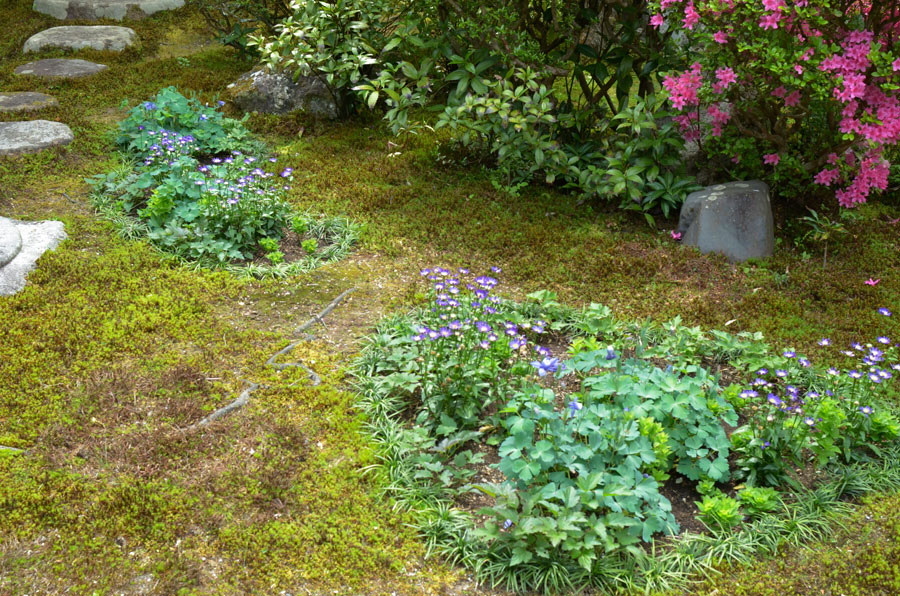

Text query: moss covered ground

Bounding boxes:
[1,1,899,594]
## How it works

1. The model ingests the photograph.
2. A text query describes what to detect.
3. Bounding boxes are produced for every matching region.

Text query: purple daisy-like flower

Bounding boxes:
[568,398,583,418]
[860,405,873,416]
[804,416,815,426]
[842,350,856,357]
[848,370,863,379]
[449,320,462,330]
[775,369,788,378]
[767,394,782,407]
[476,321,491,333]
[798,357,810,367]
[491,266,502,273]
[427,329,440,340]
[761,441,771,450]
[879,307,892,316]
[439,327,452,338]
[880,370,893,380]
[869,372,882,383]
[740,389,758,399]
[783,349,796,358]
[878,336,891,344]
[509,337,525,350]
[852,342,864,351]
[758,368,769,375]
[818,338,831,346]
[827,367,839,375]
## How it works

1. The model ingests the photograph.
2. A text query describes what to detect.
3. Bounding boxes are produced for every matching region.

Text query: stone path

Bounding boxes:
[24,25,137,53]
[0,217,67,296]
[0,120,74,155]
[14,58,108,79]
[33,0,184,21]
[0,92,59,113]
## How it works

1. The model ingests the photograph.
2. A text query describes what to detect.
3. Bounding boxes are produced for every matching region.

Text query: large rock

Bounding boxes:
[14,58,108,79]
[226,69,339,119]
[0,92,59,113]
[0,218,22,269]
[0,218,67,296]
[0,121,74,156]
[33,0,184,20]
[677,180,774,263]
[24,25,137,53]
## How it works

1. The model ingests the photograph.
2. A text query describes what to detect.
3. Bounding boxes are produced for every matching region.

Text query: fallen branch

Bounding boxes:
[294,287,356,335]
[265,341,322,386]
[189,382,259,429]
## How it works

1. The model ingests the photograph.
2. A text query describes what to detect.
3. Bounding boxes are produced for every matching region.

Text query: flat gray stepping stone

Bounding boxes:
[14,58,107,79]
[0,92,59,113]
[0,217,67,296]
[0,121,74,156]
[24,26,136,53]
[33,0,184,21]
[0,218,22,269]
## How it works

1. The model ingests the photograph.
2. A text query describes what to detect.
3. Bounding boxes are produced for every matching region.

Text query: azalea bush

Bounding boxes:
[649,0,900,206]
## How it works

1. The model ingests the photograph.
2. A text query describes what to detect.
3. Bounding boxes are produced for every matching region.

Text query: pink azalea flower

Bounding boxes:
[784,90,801,107]
[716,67,737,88]
[760,12,781,29]
[772,86,787,98]
[865,278,880,286]
[650,13,664,28]
[714,30,729,43]
[763,153,780,166]
[682,1,699,30]
[794,64,803,75]
[893,58,900,72]
[731,154,741,163]
[671,230,682,240]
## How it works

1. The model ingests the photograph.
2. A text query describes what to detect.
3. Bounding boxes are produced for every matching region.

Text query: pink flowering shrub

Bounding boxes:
[650,0,900,206]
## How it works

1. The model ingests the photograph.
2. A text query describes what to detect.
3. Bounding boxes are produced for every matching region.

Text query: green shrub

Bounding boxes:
[117,86,252,158]
[737,486,781,518]
[696,494,743,532]
[191,0,291,59]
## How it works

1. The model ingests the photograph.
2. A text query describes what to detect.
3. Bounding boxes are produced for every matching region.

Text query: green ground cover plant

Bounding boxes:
[2,1,900,593]
[354,268,900,593]
[89,86,358,274]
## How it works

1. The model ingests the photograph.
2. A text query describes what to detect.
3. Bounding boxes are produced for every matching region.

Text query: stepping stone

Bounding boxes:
[0,121,74,156]
[33,0,184,21]
[0,92,59,114]
[23,26,137,53]
[0,217,67,296]
[14,58,107,79]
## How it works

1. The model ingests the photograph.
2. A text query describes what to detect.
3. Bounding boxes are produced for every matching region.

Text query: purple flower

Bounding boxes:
[476,321,491,333]
[740,389,758,399]
[775,369,788,378]
[842,350,856,357]
[199,114,208,121]
[568,398,583,418]
[503,519,514,530]
[761,441,771,450]
[143,101,156,110]
[509,337,525,350]
[217,100,226,106]
[605,346,616,360]
[767,394,782,407]
[852,342,864,351]
[848,370,863,379]
[827,367,839,375]
[869,372,882,383]
[758,368,769,375]
[798,357,810,367]
[427,329,439,340]
[818,338,831,346]
[860,405,873,416]
[878,336,891,344]
[491,266,502,273]
[439,327,452,338]
[531,357,561,377]
[879,307,892,316]
[804,416,815,426]
[783,349,796,358]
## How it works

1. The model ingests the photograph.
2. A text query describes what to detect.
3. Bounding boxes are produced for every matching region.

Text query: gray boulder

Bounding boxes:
[24,25,137,53]
[677,180,774,263]
[0,217,67,296]
[226,69,339,119]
